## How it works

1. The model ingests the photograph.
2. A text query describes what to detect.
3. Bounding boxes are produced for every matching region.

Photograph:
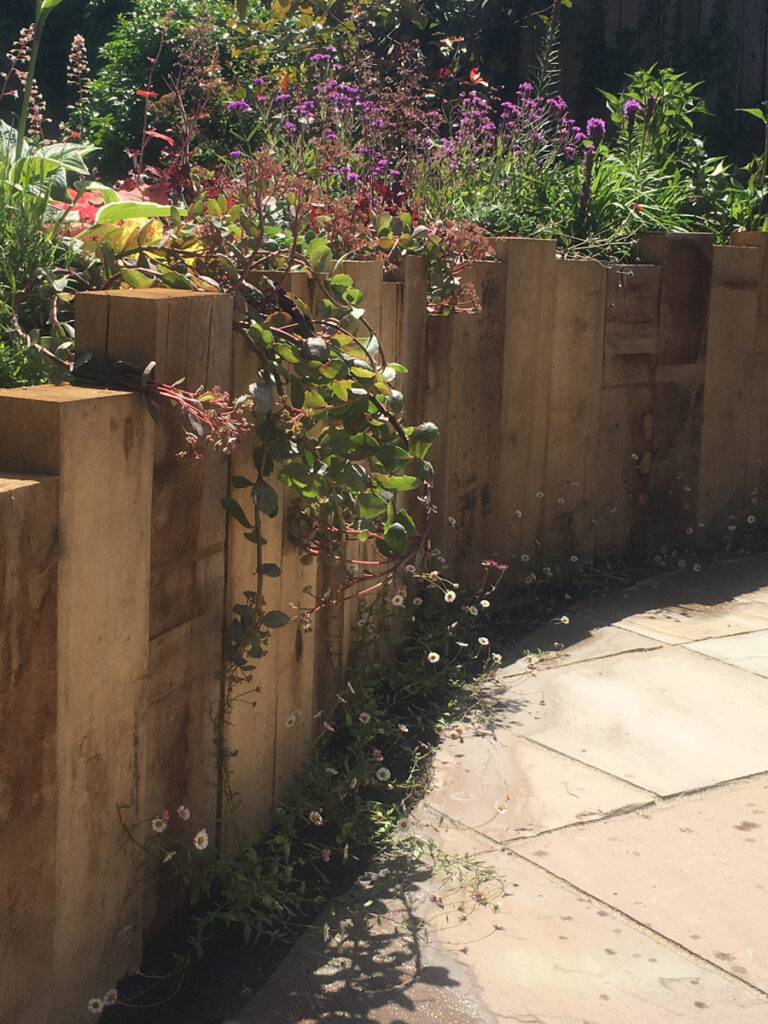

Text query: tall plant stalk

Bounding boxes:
[15,0,67,157]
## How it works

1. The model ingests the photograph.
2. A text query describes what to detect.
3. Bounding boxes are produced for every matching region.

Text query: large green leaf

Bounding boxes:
[95,200,173,223]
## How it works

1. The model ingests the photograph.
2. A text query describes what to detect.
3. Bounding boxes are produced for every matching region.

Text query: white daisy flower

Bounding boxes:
[397,817,409,832]
[412,597,423,607]
[467,605,478,616]
[520,553,530,563]
[359,711,371,724]
[480,599,490,608]
[103,989,118,1006]
[376,767,391,782]
[491,653,502,665]
[495,802,507,815]
[398,723,409,733]
[747,515,756,524]
[405,563,416,573]
[151,817,167,834]
[87,997,104,1015]
[444,590,457,603]
[560,615,569,624]
[478,636,490,646]
[391,594,405,607]
[427,651,440,664]
[309,810,323,826]
[176,805,190,821]
[193,828,209,850]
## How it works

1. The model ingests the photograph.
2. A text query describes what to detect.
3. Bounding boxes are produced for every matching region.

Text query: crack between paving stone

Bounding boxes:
[611,620,768,647]
[500,845,768,1001]
[515,738,768,806]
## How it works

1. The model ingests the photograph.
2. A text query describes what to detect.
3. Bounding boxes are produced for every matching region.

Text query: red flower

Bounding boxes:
[634,203,643,211]
[468,68,487,85]
[436,68,452,79]
[136,89,158,100]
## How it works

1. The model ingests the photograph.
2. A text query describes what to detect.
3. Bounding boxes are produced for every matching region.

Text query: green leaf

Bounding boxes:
[251,479,280,518]
[262,562,282,577]
[231,475,254,488]
[221,496,252,529]
[120,269,154,288]
[40,0,67,11]
[373,474,419,492]
[306,237,333,273]
[249,380,274,413]
[95,201,173,223]
[357,491,388,519]
[263,610,291,628]
[737,107,768,124]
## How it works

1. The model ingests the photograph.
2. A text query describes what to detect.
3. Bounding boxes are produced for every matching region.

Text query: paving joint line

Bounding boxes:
[415,802,768,1000]
[501,845,768,1001]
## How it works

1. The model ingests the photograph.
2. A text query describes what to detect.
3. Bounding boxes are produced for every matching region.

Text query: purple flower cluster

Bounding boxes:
[226,99,252,113]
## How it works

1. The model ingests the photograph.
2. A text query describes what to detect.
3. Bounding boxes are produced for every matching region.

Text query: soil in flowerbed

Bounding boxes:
[101,852,370,1024]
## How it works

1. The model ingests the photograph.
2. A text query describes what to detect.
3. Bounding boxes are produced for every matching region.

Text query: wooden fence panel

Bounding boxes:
[543,258,607,555]
[648,233,713,538]
[495,238,557,561]
[594,264,660,551]
[732,232,768,499]
[698,244,761,522]
[441,260,507,578]
[0,386,153,1024]
[0,475,58,1024]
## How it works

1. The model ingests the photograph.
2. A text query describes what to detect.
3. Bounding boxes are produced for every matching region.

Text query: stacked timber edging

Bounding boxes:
[412,232,768,579]
[0,231,766,1021]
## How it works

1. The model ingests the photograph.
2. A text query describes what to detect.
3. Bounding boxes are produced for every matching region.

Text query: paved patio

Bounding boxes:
[236,555,768,1024]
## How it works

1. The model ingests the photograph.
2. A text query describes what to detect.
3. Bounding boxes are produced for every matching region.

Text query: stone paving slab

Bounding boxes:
[514,777,768,994]
[612,599,768,644]
[235,556,768,1024]
[425,732,653,841]
[237,839,768,1024]
[687,629,768,678]
[498,645,768,795]
[501,613,662,677]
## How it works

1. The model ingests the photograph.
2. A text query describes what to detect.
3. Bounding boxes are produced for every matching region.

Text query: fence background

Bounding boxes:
[475,0,768,159]
[1,229,767,1022]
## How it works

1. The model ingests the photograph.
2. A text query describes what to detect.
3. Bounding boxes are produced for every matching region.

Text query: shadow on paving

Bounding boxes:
[236,854,493,1024]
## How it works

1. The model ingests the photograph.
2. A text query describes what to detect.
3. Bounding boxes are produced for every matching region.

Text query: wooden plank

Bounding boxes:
[495,238,557,563]
[0,386,154,1022]
[397,256,429,425]
[649,233,713,537]
[440,260,507,581]
[602,265,661,388]
[271,494,319,807]
[222,331,281,842]
[0,475,59,1024]
[594,264,660,551]
[698,245,761,522]
[419,311,453,557]
[544,258,607,557]
[733,232,768,498]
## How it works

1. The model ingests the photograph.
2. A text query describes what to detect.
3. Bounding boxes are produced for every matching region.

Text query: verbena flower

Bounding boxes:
[586,117,606,143]
[226,99,251,113]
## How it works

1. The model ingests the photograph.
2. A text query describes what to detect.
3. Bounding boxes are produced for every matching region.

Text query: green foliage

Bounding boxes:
[84,0,265,173]
[0,121,94,386]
